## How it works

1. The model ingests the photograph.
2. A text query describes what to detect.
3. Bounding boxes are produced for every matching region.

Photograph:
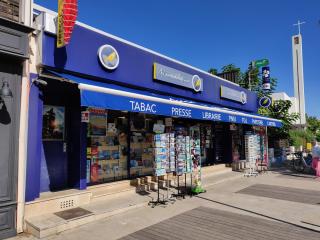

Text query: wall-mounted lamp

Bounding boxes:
[0,81,13,98]
[0,80,12,125]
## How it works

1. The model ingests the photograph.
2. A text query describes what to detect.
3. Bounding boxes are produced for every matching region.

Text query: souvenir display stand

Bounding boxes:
[244,132,259,177]
[172,126,188,199]
[149,133,170,207]
[166,132,176,203]
[258,134,267,172]
[148,125,206,206]
[255,127,268,173]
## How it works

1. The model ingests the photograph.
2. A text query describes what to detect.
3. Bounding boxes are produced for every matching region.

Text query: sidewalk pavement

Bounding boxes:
[11,169,320,240]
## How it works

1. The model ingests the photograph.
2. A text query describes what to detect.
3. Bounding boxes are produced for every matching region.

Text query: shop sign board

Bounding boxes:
[259,96,272,108]
[262,66,271,90]
[220,86,247,104]
[153,63,203,92]
[81,90,282,127]
[252,59,269,68]
[98,45,120,70]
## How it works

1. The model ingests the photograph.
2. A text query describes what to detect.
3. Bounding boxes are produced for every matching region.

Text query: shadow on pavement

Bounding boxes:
[195,195,320,233]
[269,167,317,180]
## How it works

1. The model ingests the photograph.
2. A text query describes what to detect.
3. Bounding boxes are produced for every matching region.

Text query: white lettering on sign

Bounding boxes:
[159,68,185,82]
[229,115,237,122]
[252,119,263,125]
[202,112,222,121]
[171,107,192,118]
[129,101,157,113]
[267,121,276,126]
[241,117,248,124]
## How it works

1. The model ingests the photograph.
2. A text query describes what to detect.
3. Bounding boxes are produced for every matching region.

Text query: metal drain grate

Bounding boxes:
[54,207,93,221]
[60,199,75,209]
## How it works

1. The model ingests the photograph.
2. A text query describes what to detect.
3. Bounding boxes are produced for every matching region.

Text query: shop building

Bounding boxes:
[23,4,282,228]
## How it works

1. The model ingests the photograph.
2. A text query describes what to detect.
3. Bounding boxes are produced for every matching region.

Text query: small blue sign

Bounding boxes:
[98,45,120,70]
[262,66,270,90]
[259,96,272,108]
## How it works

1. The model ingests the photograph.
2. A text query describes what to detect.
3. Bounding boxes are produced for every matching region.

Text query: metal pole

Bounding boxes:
[248,71,251,91]
[184,173,187,194]
[157,177,160,202]
[266,126,269,170]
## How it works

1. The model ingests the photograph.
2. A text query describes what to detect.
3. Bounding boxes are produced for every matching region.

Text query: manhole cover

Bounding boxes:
[54,207,93,221]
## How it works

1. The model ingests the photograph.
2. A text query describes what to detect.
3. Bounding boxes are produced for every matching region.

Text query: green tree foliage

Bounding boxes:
[239,63,277,98]
[287,116,320,147]
[208,64,242,83]
[221,64,240,73]
[262,100,300,139]
[306,115,320,141]
[208,68,218,75]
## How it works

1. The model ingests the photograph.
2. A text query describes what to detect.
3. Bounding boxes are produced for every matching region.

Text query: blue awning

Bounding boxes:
[43,70,282,128]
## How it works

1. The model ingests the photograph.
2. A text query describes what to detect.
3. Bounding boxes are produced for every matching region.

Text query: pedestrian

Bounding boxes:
[311,139,320,178]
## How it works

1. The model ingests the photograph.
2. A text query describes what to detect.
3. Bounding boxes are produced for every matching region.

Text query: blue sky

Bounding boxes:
[35,0,320,117]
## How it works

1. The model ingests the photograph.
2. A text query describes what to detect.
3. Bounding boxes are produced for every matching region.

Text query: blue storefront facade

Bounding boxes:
[25,6,281,202]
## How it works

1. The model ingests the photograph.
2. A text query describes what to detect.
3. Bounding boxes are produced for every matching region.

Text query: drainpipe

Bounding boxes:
[16,60,30,233]
[16,0,34,233]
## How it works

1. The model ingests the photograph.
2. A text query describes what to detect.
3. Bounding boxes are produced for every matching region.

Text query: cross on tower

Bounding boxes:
[293,20,306,35]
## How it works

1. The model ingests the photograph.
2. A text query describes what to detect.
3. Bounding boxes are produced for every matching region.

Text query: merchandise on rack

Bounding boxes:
[153,133,171,176]
[175,126,187,176]
[244,131,259,176]
[86,108,128,184]
[190,125,205,194]
[169,133,176,172]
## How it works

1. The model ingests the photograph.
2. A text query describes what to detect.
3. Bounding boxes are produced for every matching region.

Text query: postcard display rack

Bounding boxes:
[244,133,259,177]
[150,133,174,206]
[190,126,205,194]
[174,126,193,198]
[153,133,174,177]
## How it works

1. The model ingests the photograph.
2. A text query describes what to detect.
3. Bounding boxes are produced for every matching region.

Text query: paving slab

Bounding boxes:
[237,184,320,205]
[9,170,320,240]
[120,207,320,240]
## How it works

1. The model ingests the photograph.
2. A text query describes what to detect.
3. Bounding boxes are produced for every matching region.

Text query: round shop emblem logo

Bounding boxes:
[240,91,247,104]
[192,75,202,92]
[259,96,272,108]
[98,45,120,70]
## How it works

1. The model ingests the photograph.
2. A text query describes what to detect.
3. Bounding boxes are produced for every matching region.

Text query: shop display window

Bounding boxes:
[85,109,210,185]
[130,113,161,177]
[231,124,245,162]
[86,108,128,184]
[213,123,226,163]
[200,124,214,166]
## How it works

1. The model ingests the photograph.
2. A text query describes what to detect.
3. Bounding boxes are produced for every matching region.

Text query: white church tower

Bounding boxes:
[292,20,306,126]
